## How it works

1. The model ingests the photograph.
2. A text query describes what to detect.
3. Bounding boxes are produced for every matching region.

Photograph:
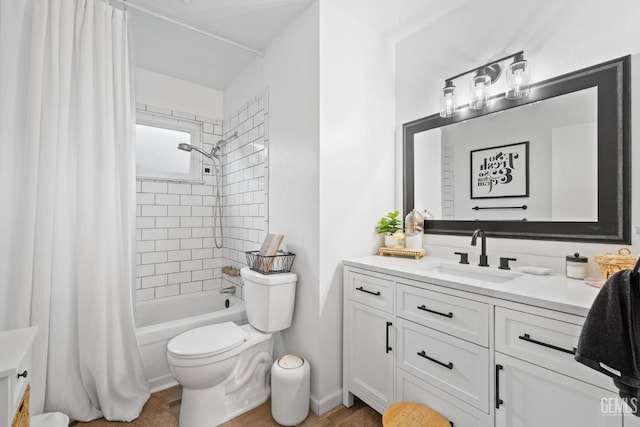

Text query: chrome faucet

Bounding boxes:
[220,286,236,295]
[471,229,489,267]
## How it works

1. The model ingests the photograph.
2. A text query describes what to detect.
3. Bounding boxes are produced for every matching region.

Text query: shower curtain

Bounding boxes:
[0,0,149,421]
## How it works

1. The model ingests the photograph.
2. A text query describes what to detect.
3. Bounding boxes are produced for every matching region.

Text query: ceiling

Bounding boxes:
[128,0,470,90]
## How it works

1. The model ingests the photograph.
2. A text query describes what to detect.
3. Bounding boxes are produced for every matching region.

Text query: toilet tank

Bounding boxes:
[240,267,298,332]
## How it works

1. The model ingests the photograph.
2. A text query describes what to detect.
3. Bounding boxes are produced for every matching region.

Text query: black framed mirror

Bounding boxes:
[403,56,630,243]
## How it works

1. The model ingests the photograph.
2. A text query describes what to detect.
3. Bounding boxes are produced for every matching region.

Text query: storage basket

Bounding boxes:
[12,385,29,427]
[246,251,296,274]
[594,248,637,279]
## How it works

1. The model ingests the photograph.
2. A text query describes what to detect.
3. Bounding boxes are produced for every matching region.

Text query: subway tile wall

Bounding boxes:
[135,105,224,302]
[442,143,455,219]
[134,92,269,301]
[219,91,269,294]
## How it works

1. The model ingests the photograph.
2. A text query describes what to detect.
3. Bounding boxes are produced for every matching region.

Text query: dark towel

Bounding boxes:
[575,269,640,414]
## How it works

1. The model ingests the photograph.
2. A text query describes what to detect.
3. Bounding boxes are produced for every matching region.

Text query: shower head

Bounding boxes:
[177,143,215,159]
[177,131,239,159]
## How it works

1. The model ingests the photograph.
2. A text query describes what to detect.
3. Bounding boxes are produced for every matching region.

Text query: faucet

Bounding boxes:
[471,228,489,267]
[220,286,236,295]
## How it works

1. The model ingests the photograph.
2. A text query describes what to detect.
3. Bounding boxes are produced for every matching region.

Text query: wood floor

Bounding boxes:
[69,386,381,427]
[220,398,380,427]
[160,386,382,427]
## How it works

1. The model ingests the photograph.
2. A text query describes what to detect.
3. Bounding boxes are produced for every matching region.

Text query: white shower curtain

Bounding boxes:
[0,0,149,421]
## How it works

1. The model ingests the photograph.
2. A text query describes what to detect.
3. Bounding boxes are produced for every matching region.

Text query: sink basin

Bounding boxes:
[423,263,522,284]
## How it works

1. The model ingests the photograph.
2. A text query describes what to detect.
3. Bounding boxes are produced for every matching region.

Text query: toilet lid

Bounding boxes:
[167,322,247,358]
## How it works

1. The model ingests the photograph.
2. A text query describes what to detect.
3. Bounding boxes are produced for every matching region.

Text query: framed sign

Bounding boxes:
[470,141,529,199]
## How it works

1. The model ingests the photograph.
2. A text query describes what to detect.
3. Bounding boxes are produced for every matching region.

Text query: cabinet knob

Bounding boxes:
[17,370,28,379]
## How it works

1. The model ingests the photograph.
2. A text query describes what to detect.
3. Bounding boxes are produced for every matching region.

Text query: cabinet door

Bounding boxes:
[347,301,394,413]
[495,353,622,427]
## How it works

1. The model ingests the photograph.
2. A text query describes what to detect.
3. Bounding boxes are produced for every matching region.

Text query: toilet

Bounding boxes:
[166,267,297,427]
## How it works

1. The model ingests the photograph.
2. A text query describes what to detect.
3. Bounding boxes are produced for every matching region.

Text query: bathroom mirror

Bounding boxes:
[403,56,630,243]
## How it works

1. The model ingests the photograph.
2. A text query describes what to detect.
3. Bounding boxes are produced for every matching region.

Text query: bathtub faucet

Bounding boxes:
[220,286,236,295]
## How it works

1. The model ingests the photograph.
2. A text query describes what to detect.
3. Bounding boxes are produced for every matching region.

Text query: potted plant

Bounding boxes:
[376,210,404,248]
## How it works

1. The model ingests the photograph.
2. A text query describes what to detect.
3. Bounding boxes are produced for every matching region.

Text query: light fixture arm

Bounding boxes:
[446,50,524,82]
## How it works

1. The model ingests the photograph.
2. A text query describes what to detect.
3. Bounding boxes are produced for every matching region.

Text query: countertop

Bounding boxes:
[0,326,38,377]
[343,255,603,317]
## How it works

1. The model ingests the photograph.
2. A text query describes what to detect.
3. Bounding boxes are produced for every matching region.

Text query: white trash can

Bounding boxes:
[271,354,310,426]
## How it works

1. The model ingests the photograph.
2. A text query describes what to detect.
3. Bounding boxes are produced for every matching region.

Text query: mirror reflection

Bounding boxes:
[414,88,597,222]
[403,56,630,243]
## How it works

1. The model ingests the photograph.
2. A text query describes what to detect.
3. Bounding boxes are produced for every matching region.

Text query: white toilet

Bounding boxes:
[167,267,297,427]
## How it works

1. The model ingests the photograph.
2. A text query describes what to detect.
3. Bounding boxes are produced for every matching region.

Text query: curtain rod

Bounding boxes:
[115,0,265,57]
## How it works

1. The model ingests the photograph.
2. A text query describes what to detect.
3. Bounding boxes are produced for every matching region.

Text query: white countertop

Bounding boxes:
[0,326,38,378]
[343,255,603,317]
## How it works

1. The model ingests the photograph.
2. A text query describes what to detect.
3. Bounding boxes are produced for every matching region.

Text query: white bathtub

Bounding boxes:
[135,291,247,392]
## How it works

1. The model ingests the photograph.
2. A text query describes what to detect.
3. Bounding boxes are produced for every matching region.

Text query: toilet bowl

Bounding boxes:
[166,268,297,427]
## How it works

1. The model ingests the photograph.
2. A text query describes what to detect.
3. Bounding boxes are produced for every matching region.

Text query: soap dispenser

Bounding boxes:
[404,209,424,250]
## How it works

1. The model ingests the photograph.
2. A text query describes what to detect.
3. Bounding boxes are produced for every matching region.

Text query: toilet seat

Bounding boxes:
[168,321,247,358]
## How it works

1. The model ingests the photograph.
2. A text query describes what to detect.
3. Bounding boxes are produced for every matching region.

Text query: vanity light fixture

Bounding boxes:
[505,53,530,99]
[439,80,457,118]
[439,51,530,118]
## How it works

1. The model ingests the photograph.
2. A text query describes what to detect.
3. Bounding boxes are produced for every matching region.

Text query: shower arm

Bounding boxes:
[190,145,217,159]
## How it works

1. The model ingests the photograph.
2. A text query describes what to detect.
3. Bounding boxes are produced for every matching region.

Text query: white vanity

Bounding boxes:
[0,327,37,427]
[342,255,633,426]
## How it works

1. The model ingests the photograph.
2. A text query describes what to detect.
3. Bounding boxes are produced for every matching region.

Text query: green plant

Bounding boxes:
[376,210,403,234]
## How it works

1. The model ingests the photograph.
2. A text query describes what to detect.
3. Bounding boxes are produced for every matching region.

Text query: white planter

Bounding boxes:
[384,234,396,248]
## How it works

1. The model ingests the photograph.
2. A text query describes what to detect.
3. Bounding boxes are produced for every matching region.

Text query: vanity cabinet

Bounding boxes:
[494,303,622,426]
[0,327,38,427]
[343,261,623,427]
[495,353,619,427]
[343,270,395,414]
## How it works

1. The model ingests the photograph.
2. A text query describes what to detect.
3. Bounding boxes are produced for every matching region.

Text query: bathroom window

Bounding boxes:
[135,112,203,182]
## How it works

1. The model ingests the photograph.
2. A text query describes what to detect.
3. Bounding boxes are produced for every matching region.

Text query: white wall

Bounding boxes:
[219,92,270,293]
[318,0,395,410]
[224,0,396,414]
[396,0,640,275]
[133,70,227,301]
[134,106,224,302]
[224,0,323,410]
[136,68,223,119]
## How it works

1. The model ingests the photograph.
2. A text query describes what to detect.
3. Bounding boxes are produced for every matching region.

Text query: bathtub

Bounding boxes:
[135,291,247,392]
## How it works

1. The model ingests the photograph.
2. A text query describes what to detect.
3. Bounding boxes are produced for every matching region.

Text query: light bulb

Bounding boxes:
[506,54,530,99]
[439,80,458,118]
[470,69,491,109]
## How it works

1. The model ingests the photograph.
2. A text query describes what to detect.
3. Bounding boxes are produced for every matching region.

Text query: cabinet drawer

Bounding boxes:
[397,318,490,412]
[348,271,394,314]
[495,307,615,392]
[397,369,492,427]
[397,283,489,346]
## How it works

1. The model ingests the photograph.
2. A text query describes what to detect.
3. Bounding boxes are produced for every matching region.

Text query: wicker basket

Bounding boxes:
[12,384,29,427]
[594,248,637,279]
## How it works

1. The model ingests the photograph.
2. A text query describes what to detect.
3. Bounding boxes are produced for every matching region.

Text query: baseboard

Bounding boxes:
[148,375,178,394]
[310,388,343,416]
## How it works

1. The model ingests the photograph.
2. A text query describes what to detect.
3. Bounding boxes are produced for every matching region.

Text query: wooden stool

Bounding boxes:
[382,402,450,427]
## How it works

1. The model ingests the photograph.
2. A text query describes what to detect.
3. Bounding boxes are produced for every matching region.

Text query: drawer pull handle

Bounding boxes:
[356,286,381,296]
[17,370,28,379]
[495,364,504,409]
[386,321,393,353]
[518,333,576,355]
[417,304,453,318]
[417,350,453,369]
